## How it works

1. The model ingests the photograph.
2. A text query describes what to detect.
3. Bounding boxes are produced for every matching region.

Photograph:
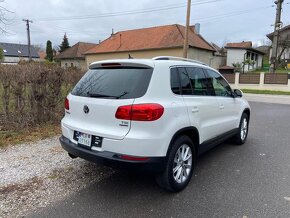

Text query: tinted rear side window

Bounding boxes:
[186,67,209,96]
[71,68,153,99]
[170,68,181,94]
[178,67,193,95]
[170,67,209,96]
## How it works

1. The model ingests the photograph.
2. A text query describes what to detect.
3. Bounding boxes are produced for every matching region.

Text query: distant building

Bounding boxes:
[267,24,290,65]
[84,24,224,69]
[225,41,264,72]
[0,42,40,64]
[38,51,46,62]
[54,42,97,70]
[211,43,226,68]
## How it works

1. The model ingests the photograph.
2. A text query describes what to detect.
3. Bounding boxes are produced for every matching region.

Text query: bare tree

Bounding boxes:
[0,0,13,34]
[278,35,290,66]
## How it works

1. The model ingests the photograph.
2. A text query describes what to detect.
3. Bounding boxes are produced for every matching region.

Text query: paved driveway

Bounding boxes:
[28,101,290,218]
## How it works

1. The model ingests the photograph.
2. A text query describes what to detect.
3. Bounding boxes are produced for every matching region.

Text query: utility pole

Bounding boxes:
[270,0,283,73]
[22,19,33,62]
[183,0,191,58]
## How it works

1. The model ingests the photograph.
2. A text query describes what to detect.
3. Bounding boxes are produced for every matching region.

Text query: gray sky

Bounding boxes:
[0,0,289,49]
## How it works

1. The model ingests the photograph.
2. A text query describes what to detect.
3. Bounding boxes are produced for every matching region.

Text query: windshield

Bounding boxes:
[71,67,153,99]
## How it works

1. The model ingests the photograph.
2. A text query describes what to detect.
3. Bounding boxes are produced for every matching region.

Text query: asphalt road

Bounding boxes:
[28,102,290,218]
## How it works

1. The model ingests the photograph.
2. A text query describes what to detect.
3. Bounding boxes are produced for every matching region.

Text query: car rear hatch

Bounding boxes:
[64,61,154,140]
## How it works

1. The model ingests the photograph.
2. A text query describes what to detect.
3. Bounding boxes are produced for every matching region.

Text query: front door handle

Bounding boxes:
[192,106,199,113]
[219,104,225,110]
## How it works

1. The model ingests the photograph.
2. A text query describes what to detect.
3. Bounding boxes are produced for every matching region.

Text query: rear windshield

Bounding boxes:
[71,67,153,99]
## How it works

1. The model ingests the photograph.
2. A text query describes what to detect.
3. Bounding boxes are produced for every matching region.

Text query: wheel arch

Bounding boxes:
[243,108,251,121]
[167,127,200,157]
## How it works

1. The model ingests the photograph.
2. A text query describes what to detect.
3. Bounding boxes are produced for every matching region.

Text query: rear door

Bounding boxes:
[173,67,221,143]
[64,66,153,140]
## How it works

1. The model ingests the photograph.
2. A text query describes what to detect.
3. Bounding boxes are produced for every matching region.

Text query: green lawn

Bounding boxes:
[242,89,290,95]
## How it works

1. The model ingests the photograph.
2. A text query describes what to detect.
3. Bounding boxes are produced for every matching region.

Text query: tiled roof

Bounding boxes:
[0,42,39,58]
[225,41,252,49]
[55,42,98,60]
[85,24,215,54]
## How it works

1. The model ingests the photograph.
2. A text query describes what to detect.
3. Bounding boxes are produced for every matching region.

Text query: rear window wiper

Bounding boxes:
[87,91,128,99]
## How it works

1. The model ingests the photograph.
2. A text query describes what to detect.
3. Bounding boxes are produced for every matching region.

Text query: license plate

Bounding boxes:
[78,132,92,147]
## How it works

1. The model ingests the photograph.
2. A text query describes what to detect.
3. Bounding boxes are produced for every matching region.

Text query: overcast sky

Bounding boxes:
[0,0,289,50]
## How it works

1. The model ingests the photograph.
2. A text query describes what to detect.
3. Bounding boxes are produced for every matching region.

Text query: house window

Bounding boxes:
[251,53,254,60]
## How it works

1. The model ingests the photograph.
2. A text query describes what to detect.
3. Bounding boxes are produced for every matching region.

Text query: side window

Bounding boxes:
[206,70,232,97]
[186,67,209,96]
[178,67,193,95]
[170,68,181,95]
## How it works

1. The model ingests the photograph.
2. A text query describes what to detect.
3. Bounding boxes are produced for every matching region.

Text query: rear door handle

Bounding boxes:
[219,104,225,110]
[192,106,199,113]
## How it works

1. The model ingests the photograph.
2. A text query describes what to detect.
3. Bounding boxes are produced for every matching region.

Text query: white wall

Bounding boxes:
[60,59,87,70]
[227,49,263,71]
[3,56,40,63]
[226,49,247,66]
[257,55,263,68]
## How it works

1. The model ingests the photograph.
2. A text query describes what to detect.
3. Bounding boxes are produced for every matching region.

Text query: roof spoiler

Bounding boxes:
[89,60,154,69]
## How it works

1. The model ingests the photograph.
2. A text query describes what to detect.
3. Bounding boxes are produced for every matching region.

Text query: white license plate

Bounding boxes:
[78,132,92,147]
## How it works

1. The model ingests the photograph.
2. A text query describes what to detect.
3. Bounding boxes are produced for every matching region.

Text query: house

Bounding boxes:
[0,42,40,64]
[38,51,46,62]
[55,42,97,70]
[225,41,264,72]
[211,43,226,67]
[267,24,290,65]
[85,24,223,69]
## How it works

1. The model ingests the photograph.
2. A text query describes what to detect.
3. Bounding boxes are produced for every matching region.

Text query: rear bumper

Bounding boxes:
[59,136,166,173]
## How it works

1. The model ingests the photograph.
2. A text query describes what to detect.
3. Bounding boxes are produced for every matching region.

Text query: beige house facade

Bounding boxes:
[86,47,218,68]
[85,24,223,69]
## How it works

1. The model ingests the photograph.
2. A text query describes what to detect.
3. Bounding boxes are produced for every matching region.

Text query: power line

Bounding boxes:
[33,0,223,22]
[193,6,274,22]
[28,6,274,38]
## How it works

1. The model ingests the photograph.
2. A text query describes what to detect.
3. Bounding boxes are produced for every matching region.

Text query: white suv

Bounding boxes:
[60,56,250,192]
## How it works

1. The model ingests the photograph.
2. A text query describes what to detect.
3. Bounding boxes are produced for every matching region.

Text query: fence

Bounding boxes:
[222,72,290,92]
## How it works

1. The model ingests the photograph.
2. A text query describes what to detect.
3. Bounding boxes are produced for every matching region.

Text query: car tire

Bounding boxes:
[155,135,195,192]
[234,113,249,145]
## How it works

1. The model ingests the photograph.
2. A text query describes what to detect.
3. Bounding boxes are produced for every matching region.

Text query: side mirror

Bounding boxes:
[234,89,243,98]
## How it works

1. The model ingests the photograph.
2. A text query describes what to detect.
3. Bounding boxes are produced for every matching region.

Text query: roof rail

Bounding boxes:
[152,56,207,66]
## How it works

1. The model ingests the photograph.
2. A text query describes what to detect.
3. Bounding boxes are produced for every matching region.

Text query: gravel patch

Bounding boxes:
[0,136,115,218]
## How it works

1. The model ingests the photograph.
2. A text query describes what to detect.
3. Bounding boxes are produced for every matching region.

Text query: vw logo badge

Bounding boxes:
[83,105,89,114]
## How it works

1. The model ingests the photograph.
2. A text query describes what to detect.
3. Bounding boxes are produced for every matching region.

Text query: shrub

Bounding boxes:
[0,63,85,130]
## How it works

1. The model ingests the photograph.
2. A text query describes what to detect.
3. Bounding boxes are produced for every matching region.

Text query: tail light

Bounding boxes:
[115,103,164,121]
[65,97,69,110]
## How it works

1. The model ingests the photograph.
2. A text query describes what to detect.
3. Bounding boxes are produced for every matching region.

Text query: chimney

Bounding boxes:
[194,23,200,34]
[111,28,114,37]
